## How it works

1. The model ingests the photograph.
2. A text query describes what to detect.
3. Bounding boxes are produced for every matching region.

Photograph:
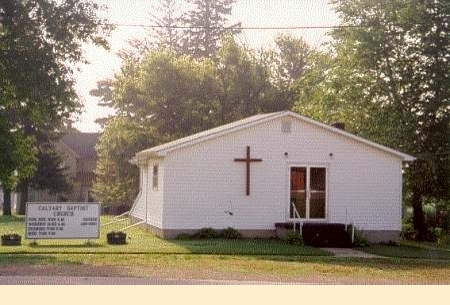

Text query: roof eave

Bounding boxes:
[286,112,416,162]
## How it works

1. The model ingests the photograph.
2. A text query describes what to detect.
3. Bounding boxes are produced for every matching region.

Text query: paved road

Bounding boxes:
[0,276,308,285]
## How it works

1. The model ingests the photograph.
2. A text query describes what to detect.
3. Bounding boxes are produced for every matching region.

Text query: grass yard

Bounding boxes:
[0,215,328,256]
[360,239,450,260]
[0,253,449,284]
[1,215,450,284]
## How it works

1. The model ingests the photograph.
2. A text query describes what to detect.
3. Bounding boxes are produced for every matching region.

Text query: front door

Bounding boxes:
[290,166,326,220]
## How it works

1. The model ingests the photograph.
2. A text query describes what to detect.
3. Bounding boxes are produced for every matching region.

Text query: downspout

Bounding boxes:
[145,162,149,225]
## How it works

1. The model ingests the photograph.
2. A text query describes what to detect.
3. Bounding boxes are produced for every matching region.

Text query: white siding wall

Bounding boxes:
[146,160,164,228]
[130,167,146,219]
[161,117,403,232]
[131,160,164,228]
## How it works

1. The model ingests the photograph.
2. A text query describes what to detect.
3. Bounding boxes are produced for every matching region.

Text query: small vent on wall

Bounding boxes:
[281,119,291,133]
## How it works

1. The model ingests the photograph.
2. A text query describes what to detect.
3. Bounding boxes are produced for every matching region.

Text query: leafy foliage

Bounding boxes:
[219,227,242,239]
[0,0,110,214]
[295,0,449,238]
[148,0,183,52]
[181,0,241,59]
[178,227,242,240]
[191,227,222,239]
[284,230,303,246]
[93,117,159,207]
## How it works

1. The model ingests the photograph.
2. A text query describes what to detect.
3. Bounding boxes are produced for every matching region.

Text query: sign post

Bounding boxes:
[26,202,100,240]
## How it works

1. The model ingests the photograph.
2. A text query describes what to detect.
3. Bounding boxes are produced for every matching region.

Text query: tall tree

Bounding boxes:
[274,34,313,88]
[0,0,110,213]
[269,34,314,112]
[92,50,221,207]
[93,117,158,209]
[136,50,221,137]
[216,36,276,122]
[148,0,183,52]
[296,0,449,239]
[181,0,241,58]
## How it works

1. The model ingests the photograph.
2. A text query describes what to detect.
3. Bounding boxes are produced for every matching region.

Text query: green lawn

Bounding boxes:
[0,253,449,284]
[0,215,328,256]
[360,239,450,260]
[1,215,450,283]
[3,215,450,260]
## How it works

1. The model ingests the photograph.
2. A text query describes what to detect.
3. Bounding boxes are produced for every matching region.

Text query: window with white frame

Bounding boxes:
[152,164,159,191]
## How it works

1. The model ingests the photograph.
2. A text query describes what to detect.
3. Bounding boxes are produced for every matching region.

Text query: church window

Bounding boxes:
[152,164,159,191]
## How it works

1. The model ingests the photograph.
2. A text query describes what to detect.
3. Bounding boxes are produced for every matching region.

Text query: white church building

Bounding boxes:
[130,111,414,243]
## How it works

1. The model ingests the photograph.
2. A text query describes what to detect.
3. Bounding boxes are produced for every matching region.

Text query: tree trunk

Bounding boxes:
[2,189,12,216]
[411,188,426,240]
[16,180,29,215]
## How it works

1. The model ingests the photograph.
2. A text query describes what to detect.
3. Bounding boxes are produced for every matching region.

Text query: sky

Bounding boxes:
[73,0,340,132]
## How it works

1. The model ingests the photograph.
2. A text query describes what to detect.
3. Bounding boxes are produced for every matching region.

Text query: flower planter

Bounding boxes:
[107,231,127,245]
[1,234,22,246]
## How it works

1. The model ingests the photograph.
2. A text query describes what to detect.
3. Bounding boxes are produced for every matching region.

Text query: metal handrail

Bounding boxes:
[129,190,143,215]
[290,202,303,235]
[345,207,355,244]
[101,211,130,227]
[120,220,145,231]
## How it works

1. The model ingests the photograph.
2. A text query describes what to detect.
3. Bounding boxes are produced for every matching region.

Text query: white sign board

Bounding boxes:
[26,202,100,239]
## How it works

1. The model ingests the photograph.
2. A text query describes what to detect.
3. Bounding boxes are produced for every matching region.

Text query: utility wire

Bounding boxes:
[104,23,352,30]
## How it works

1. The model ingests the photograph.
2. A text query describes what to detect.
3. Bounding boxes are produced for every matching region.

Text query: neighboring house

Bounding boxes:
[28,133,99,203]
[0,188,19,211]
[130,111,414,243]
[1,133,99,210]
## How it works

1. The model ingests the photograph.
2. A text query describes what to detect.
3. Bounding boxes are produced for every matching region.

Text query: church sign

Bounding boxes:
[25,202,100,239]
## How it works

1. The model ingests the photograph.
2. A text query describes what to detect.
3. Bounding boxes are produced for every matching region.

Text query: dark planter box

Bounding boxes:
[107,231,127,245]
[1,234,22,246]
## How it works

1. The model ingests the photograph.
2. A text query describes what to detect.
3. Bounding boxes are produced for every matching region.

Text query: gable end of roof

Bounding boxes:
[134,111,415,162]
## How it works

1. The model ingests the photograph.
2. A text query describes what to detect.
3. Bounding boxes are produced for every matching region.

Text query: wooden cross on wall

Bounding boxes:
[234,146,262,196]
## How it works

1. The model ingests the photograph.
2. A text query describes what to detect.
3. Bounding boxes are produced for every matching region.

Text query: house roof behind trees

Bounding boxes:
[61,133,99,159]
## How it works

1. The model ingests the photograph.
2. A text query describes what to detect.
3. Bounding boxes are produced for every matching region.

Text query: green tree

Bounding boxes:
[0,0,110,213]
[296,0,449,239]
[274,34,312,88]
[0,119,36,215]
[93,117,159,210]
[268,34,314,113]
[148,0,183,52]
[181,0,241,59]
[216,36,277,122]
[92,50,221,207]
[123,50,220,138]
[293,47,376,136]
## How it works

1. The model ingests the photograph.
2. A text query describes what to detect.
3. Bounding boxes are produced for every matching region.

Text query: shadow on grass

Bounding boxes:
[0,254,83,266]
[28,243,105,249]
[249,254,450,271]
[0,215,25,223]
[360,243,450,260]
[166,238,331,256]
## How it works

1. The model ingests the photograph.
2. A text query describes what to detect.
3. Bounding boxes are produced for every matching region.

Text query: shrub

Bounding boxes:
[428,227,447,247]
[192,227,221,239]
[284,230,303,245]
[353,229,370,247]
[422,199,449,234]
[401,222,417,240]
[220,227,242,239]
[175,233,192,240]
[436,234,447,248]
[379,240,399,247]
